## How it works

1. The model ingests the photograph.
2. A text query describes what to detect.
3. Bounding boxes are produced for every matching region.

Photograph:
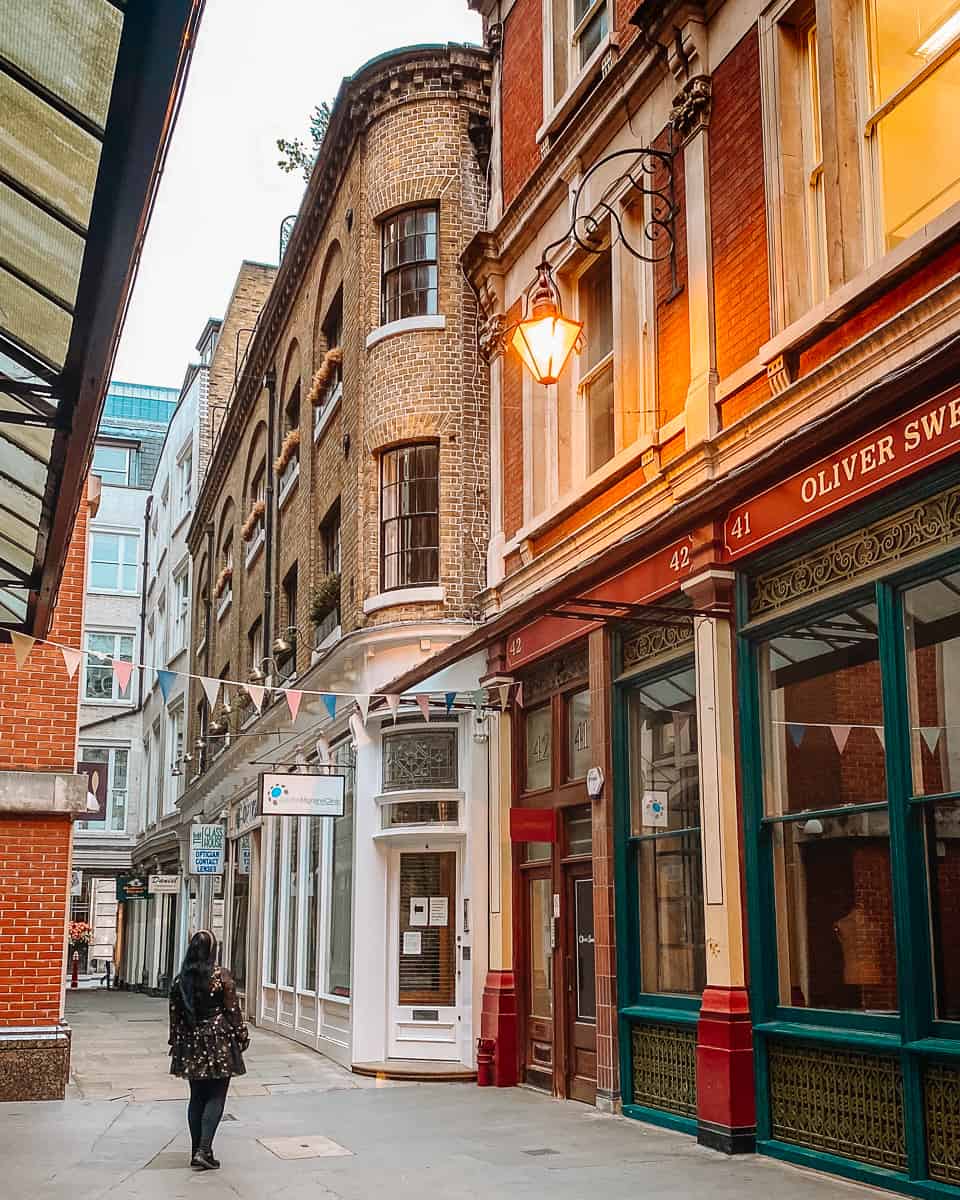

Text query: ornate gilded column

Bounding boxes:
[681,566,755,1152]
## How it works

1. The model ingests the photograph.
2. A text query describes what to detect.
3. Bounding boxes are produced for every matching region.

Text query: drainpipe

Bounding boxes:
[263,368,277,668]
[138,495,153,710]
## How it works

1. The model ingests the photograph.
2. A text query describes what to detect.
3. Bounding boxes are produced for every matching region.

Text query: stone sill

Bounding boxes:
[0,771,87,817]
[363,586,445,614]
[365,314,446,350]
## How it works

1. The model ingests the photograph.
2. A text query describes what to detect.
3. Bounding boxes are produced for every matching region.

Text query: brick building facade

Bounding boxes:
[178,43,492,1070]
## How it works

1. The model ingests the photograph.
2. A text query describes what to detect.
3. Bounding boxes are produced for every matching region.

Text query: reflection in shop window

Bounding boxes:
[566,688,591,781]
[524,704,552,792]
[627,666,705,996]
[230,843,249,993]
[283,818,299,988]
[759,604,897,1012]
[303,817,322,993]
[327,741,354,998]
[267,819,281,985]
[529,876,553,1018]
[382,799,459,827]
[926,800,960,1021]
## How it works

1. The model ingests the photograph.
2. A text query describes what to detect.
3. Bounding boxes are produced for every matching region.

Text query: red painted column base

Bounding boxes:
[696,985,756,1154]
[481,970,518,1087]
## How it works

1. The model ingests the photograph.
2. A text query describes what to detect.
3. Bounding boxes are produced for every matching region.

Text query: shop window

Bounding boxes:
[578,250,614,475]
[529,876,554,1019]
[380,443,439,590]
[524,704,552,792]
[381,207,438,324]
[524,842,552,863]
[283,818,299,989]
[566,804,593,856]
[627,665,706,996]
[327,740,354,998]
[382,799,459,827]
[398,851,456,1006]
[565,688,592,781]
[303,817,322,993]
[230,842,250,993]
[382,728,457,792]
[759,603,898,1012]
[863,0,960,251]
[267,819,281,985]
[903,569,960,1021]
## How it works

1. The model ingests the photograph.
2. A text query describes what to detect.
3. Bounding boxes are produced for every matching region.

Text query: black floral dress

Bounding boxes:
[169,967,248,1080]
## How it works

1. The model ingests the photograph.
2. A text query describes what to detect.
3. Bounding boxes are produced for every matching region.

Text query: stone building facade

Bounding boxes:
[180,43,492,1070]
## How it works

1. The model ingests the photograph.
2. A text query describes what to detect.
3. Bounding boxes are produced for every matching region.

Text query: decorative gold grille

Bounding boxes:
[620,620,694,672]
[924,1061,960,1185]
[631,1023,697,1118]
[767,1041,907,1171]
[750,483,960,617]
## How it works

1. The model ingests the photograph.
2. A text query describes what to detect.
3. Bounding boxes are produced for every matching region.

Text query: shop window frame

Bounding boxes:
[738,540,960,1192]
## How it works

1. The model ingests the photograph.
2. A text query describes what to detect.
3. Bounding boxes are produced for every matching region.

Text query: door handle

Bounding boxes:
[566,955,573,993]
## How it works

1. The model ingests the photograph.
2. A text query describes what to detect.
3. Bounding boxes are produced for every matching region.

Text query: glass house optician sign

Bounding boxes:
[189,824,225,875]
[260,772,345,818]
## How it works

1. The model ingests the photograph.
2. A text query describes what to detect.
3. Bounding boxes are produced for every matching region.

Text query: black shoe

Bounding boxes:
[191,1149,220,1171]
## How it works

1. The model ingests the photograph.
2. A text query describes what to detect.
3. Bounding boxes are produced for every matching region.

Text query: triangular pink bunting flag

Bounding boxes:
[9,631,35,668]
[246,683,265,712]
[516,682,524,708]
[200,677,221,708]
[874,726,885,749]
[416,694,431,721]
[349,711,372,746]
[60,645,82,679]
[830,725,852,754]
[921,727,942,754]
[356,695,370,725]
[385,694,400,717]
[285,689,303,721]
[112,659,134,693]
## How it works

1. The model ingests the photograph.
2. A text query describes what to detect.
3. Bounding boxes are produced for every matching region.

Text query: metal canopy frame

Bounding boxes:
[0,0,203,634]
[548,597,714,627]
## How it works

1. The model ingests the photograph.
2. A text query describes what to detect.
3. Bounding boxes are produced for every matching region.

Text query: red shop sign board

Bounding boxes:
[510,807,558,843]
[725,383,960,559]
[506,534,698,671]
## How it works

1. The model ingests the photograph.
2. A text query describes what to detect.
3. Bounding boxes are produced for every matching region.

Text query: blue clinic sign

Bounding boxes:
[189,823,225,875]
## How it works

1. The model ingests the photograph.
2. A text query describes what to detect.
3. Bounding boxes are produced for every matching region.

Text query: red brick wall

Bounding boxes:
[711,28,770,378]
[654,128,689,423]
[501,0,543,210]
[0,492,88,1029]
[0,816,72,1025]
[502,301,524,539]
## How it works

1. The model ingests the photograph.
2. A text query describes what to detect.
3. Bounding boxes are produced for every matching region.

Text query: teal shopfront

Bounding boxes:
[735,446,960,1195]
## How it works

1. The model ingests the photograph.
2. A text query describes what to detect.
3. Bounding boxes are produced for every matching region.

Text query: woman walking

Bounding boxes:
[169,930,249,1170]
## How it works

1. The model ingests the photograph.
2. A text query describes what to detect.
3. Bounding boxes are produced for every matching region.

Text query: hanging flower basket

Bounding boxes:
[273,428,301,476]
[311,572,341,623]
[68,920,92,949]
[307,346,343,407]
[213,565,233,599]
[241,499,266,542]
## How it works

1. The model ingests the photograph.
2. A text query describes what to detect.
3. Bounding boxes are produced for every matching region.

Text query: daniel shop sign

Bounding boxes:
[189,824,225,875]
[260,772,345,818]
[725,383,960,558]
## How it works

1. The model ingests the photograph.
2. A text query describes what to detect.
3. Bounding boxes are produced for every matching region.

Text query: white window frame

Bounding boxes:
[76,744,130,835]
[541,0,613,140]
[88,529,140,595]
[83,630,136,705]
[92,442,134,487]
[176,442,194,524]
[166,702,184,814]
[172,566,190,655]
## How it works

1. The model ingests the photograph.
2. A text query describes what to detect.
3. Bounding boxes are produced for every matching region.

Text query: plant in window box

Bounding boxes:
[241,500,266,542]
[311,573,340,624]
[307,346,342,407]
[273,428,301,476]
[213,565,233,599]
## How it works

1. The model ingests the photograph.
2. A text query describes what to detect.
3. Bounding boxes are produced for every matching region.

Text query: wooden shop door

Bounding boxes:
[523,867,555,1092]
[563,860,597,1104]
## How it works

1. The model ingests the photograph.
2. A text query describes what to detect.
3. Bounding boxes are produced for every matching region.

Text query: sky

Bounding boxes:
[112,0,482,388]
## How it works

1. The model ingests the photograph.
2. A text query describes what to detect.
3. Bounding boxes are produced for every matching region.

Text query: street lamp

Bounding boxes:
[509,261,583,387]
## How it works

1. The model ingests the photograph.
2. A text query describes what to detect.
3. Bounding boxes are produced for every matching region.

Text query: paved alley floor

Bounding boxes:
[2,989,890,1199]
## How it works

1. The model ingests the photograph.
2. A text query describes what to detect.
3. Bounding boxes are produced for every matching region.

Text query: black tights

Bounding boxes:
[187,1078,230,1154]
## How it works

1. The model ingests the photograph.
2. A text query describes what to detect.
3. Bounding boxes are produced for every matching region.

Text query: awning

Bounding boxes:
[0,0,203,633]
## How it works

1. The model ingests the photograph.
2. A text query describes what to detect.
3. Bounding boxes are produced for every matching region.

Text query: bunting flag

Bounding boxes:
[356,694,370,725]
[921,727,942,755]
[60,646,82,680]
[200,676,221,709]
[157,670,175,703]
[874,726,885,749]
[416,694,431,722]
[445,691,457,715]
[830,724,852,754]
[10,631,35,669]
[113,659,134,694]
[515,682,524,708]
[349,711,372,746]
[315,735,331,764]
[285,689,303,722]
[385,694,400,718]
[322,693,337,721]
[498,683,511,710]
[246,683,265,712]
[787,723,806,748]
[472,688,486,709]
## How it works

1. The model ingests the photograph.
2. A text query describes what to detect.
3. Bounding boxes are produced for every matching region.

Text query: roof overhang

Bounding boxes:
[0,0,204,634]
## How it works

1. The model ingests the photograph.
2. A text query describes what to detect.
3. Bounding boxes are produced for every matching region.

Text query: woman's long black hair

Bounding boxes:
[177,929,218,1024]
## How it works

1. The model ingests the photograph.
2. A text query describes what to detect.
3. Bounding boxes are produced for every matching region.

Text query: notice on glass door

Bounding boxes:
[402,931,422,956]
[428,896,448,927]
[409,897,428,927]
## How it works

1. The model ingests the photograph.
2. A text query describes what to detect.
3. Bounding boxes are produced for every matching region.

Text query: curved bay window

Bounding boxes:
[625,663,705,997]
[381,207,438,324]
[380,443,439,590]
